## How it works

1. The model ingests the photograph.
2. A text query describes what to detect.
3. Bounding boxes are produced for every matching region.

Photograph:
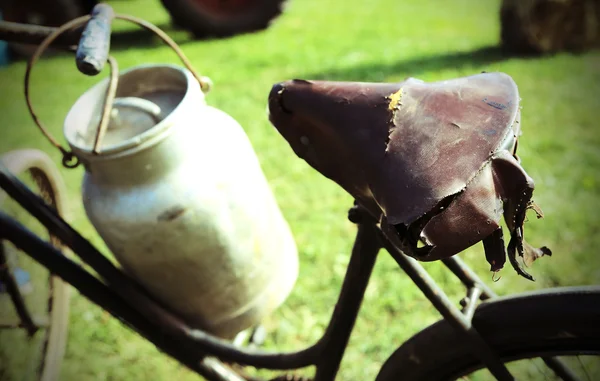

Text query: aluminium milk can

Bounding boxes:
[63,64,298,338]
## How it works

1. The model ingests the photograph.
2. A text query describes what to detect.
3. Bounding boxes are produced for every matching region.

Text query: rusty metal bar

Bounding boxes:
[463,286,483,321]
[313,206,381,381]
[442,256,496,300]
[442,250,579,378]
[0,243,38,336]
[542,358,581,381]
[379,233,515,381]
[0,21,78,47]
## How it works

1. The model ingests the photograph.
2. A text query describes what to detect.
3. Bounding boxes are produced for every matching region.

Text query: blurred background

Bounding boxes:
[0,0,599,380]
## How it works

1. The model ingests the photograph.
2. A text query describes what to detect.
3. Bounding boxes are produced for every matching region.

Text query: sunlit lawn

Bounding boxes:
[0,0,599,380]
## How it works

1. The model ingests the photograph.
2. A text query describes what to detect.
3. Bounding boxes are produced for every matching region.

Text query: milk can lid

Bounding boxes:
[64,65,194,155]
[96,96,166,148]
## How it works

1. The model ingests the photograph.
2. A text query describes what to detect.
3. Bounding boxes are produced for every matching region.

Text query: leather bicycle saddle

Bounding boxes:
[268,72,550,280]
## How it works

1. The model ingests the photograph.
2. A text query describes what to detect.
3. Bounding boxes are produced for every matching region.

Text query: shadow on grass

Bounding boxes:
[4,23,190,63]
[301,46,520,82]
[109,24,192,51]
[108,23,266,51]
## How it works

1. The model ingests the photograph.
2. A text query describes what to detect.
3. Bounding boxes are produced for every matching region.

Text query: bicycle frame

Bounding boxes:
[0,20,576,381]
[4,154,575,381]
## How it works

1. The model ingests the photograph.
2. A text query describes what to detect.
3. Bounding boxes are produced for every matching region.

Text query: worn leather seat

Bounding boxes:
[268,73,520,224]
[268,72,548,279]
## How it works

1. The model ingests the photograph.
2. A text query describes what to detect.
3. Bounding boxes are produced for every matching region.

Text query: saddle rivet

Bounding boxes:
[300,136,310,145]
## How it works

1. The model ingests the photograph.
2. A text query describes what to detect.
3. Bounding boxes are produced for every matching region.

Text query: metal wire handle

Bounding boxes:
[24,13,213,168]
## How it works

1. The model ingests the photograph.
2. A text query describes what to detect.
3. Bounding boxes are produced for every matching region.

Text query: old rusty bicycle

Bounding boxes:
[1,4,599,381]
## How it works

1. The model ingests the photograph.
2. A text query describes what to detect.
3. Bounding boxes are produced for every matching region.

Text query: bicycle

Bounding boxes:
[0,4,599,381]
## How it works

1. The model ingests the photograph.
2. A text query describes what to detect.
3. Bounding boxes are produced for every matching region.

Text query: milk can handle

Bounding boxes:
[75,3,114,76]
[24,4,213,168]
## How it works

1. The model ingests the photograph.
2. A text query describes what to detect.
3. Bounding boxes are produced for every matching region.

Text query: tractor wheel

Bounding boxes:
[500,0,600,54]
[160,0,287,38]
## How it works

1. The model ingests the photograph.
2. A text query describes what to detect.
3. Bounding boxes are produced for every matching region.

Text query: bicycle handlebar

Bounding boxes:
[75,3,115,76]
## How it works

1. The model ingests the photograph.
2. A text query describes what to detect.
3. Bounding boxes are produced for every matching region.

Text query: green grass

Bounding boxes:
[1,0,600,380]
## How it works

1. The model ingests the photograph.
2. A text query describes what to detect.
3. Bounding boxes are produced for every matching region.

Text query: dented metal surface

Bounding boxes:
[268,72,550,279]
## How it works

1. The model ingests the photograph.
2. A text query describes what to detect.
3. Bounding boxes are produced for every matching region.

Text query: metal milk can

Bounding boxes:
[63,64,299,338]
